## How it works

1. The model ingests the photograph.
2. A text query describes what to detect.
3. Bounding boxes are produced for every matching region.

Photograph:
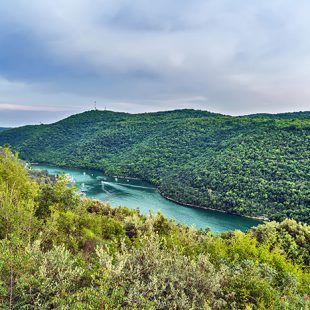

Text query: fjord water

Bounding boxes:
[33,164,261,233]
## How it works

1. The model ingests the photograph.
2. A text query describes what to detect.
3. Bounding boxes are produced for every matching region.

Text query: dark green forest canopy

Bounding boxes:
[0,109,309,222]
[243,111,310,119]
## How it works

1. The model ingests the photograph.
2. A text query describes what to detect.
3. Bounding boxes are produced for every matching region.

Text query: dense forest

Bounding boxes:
[0,146,310,309]
[0,128,9,132]
[243,111,310,119]
[0,109,309,222]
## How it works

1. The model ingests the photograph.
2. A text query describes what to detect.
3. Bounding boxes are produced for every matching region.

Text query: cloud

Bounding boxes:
[0,0,309,125]
[0,104,68,112]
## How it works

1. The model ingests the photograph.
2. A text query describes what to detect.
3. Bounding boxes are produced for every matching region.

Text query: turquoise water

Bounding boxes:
[33,164,262,233]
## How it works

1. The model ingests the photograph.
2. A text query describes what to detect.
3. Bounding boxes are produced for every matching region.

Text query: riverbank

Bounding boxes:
[108,174,267,223]
[113,175,141,181]
[107,173,267,223]
[158,189,268,223]
[31,162,267,224]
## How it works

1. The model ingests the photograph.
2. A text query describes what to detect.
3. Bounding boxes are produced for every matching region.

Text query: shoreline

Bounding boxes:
[113,175,141,180]
[158,190,268,223]
[31,161,268,223]
[32,162,142,181]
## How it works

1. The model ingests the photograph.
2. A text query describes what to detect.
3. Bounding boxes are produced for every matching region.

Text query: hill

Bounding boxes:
[244,111,310,119]
[0,109,309,222]
[0,127,10,132]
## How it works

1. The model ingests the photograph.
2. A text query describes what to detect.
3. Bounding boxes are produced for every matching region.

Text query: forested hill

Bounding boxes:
[244,111,310,119]
[0,109,309,222]
[0,127,9,132]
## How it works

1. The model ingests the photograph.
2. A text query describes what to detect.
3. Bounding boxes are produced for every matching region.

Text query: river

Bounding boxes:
[32,164,262,233]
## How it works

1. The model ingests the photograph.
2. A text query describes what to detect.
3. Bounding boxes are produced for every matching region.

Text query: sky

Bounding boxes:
[0,0,310,126]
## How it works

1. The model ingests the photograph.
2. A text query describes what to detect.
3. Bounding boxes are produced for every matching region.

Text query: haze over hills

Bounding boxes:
[0,109,309,222]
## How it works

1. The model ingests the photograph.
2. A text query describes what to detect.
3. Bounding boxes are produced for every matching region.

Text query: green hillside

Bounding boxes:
[244,111,310,119]
[0,127,9,132]
[0,109,309,222]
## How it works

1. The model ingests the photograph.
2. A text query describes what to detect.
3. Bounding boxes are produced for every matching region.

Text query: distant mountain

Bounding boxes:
[0,127,10,132]
[0,109,309,222]
[244,111,310,119]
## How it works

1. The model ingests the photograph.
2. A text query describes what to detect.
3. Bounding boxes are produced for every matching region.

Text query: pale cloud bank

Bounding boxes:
[0,104,68,112]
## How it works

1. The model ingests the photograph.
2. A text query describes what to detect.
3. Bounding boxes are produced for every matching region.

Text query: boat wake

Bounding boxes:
[103,181,154,190]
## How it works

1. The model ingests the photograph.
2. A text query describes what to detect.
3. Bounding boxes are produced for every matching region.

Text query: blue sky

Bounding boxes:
[0,0,310,126]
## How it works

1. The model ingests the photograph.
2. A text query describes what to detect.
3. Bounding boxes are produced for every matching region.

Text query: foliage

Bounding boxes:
[0,109,309,223]
[251,219,310,267]
[0,147,39,241]
[0,147,310,309]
